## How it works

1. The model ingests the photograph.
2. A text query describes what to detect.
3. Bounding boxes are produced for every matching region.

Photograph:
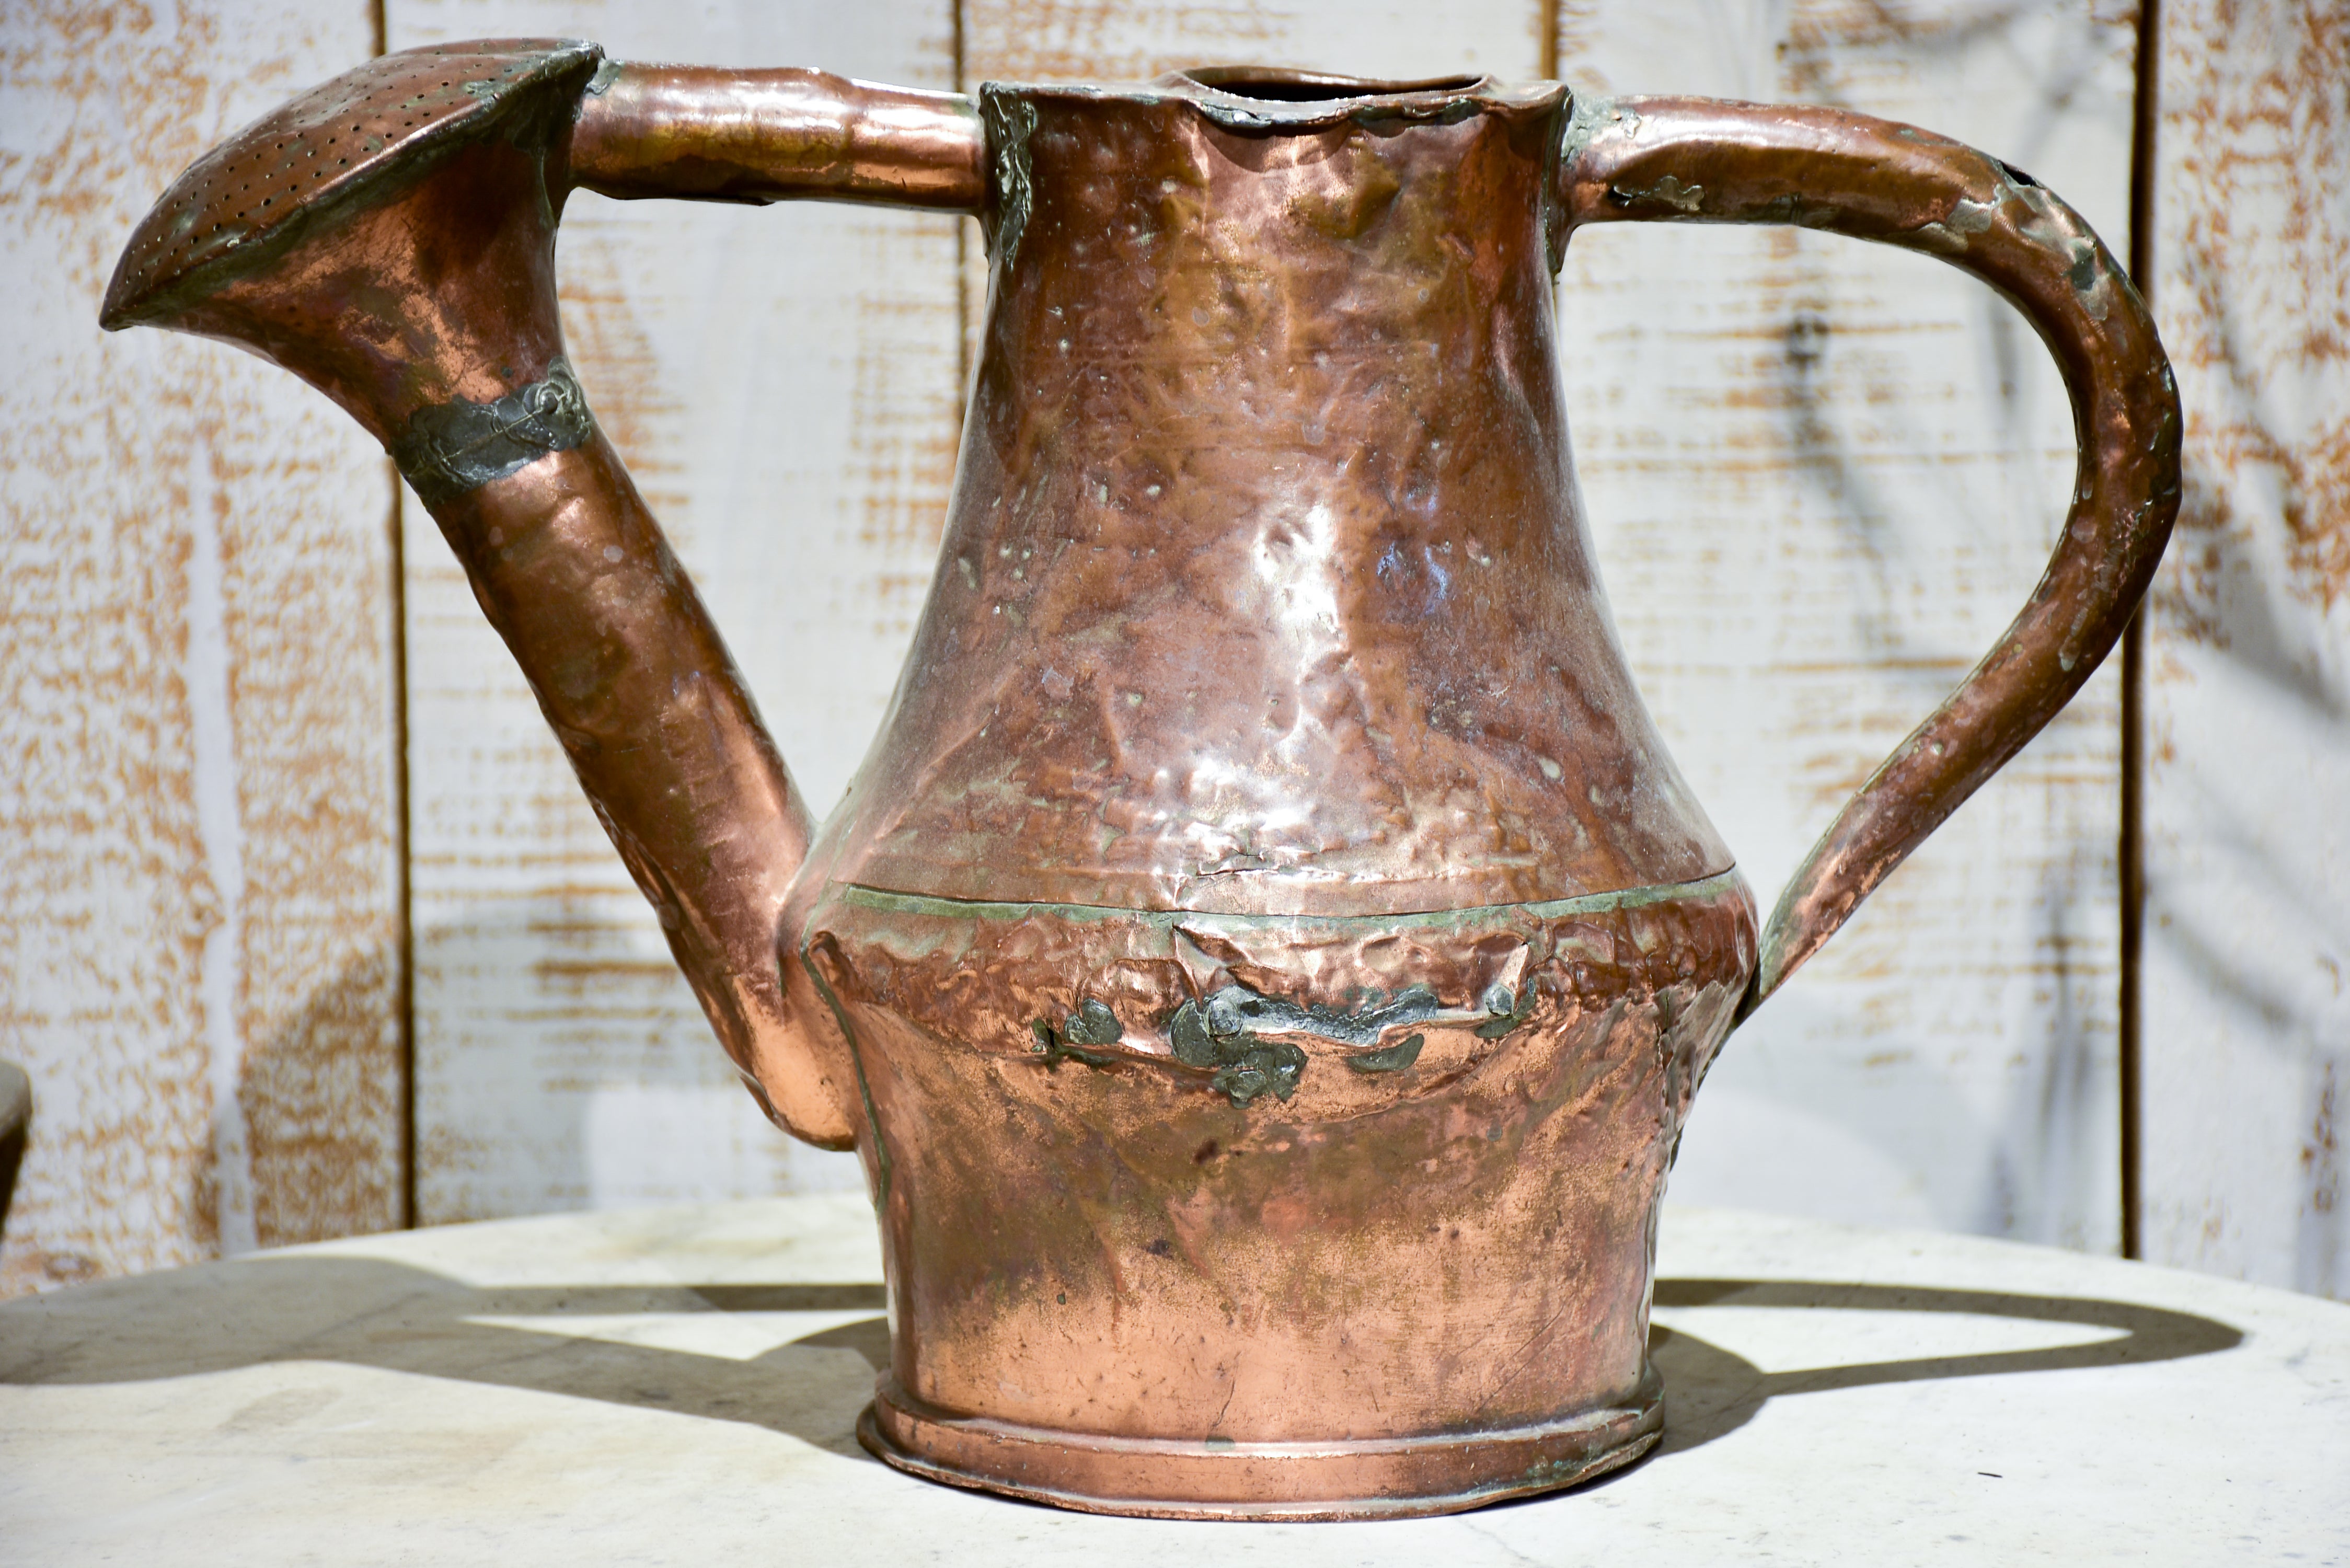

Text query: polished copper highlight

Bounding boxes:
[104,43,2180,1519]
[568,64,984,209]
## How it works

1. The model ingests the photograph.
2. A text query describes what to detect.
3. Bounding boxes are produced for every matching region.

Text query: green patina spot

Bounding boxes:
[1347,1032,1424,1074]
[824,873,1748,1109]
[2068,241,2102,293]
[1062,997,1123,1046]
[1476,979,1535,1040]
[1030,1014,1118,1070]
[1209,1043,1306,1108]
[1167,982,1408,1106]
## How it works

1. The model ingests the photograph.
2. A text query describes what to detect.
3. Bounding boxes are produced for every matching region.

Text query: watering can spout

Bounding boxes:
[97,39,988,1149]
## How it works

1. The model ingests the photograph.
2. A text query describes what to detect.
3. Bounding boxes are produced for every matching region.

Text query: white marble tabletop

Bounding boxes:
[3,1196,2344,1564]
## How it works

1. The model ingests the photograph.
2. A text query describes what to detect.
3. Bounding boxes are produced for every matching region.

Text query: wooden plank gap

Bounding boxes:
[388,468,416,1232]
[2117,0,2163,1264]
[371,0,411,1232]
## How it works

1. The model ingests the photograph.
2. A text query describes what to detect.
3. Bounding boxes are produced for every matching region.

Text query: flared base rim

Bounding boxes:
[856,1369,1664,1521]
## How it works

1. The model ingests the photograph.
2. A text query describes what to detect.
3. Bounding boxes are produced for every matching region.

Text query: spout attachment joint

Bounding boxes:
[390,358,598,507]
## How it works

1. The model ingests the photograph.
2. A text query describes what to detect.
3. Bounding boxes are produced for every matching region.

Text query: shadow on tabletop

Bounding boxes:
[1571,1277,2243,1498]
[0,1258,2239,1479]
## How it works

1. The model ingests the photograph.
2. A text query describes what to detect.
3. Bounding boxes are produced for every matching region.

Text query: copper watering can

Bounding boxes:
[104,41,2179,1519]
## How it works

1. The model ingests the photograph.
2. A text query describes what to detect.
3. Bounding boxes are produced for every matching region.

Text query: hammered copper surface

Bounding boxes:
[812,873,1750,1516]
[813,74,1738,920]
[104,42,2179,1517]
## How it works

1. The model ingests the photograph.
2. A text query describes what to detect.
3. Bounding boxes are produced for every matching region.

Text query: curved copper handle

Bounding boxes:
[566,64,985,211]
[1558,96,2181,1017]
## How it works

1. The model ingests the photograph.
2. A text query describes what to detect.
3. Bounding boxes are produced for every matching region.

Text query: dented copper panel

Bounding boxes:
[805,873,1752,1515]
[104,43,2177,1517]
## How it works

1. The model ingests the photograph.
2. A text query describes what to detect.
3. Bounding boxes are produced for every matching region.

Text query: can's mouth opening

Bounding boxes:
[1180,66,1484,103]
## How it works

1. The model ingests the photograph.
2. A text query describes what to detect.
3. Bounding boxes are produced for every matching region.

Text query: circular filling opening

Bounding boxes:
[1185,68,1482,103]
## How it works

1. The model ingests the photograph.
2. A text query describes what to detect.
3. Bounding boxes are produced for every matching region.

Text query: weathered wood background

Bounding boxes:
[1,0,2341,1299]
[1,0,401,1293]
[2142,0,2347,1295]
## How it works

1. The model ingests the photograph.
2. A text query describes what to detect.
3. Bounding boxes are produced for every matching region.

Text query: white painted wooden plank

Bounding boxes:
[0,1,400,1294]
[2142,0,2348,1298]
[388,1,961,1220]
[962,0,1542,81]
[1553,1,2135,1250]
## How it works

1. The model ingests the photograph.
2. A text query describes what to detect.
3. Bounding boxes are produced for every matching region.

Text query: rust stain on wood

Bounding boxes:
[852,218,965,641]
[555,228,686,512]
[2152,0,2348,635]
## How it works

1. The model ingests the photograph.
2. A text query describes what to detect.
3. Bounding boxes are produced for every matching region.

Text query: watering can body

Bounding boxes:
[104,41,2178,1518]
